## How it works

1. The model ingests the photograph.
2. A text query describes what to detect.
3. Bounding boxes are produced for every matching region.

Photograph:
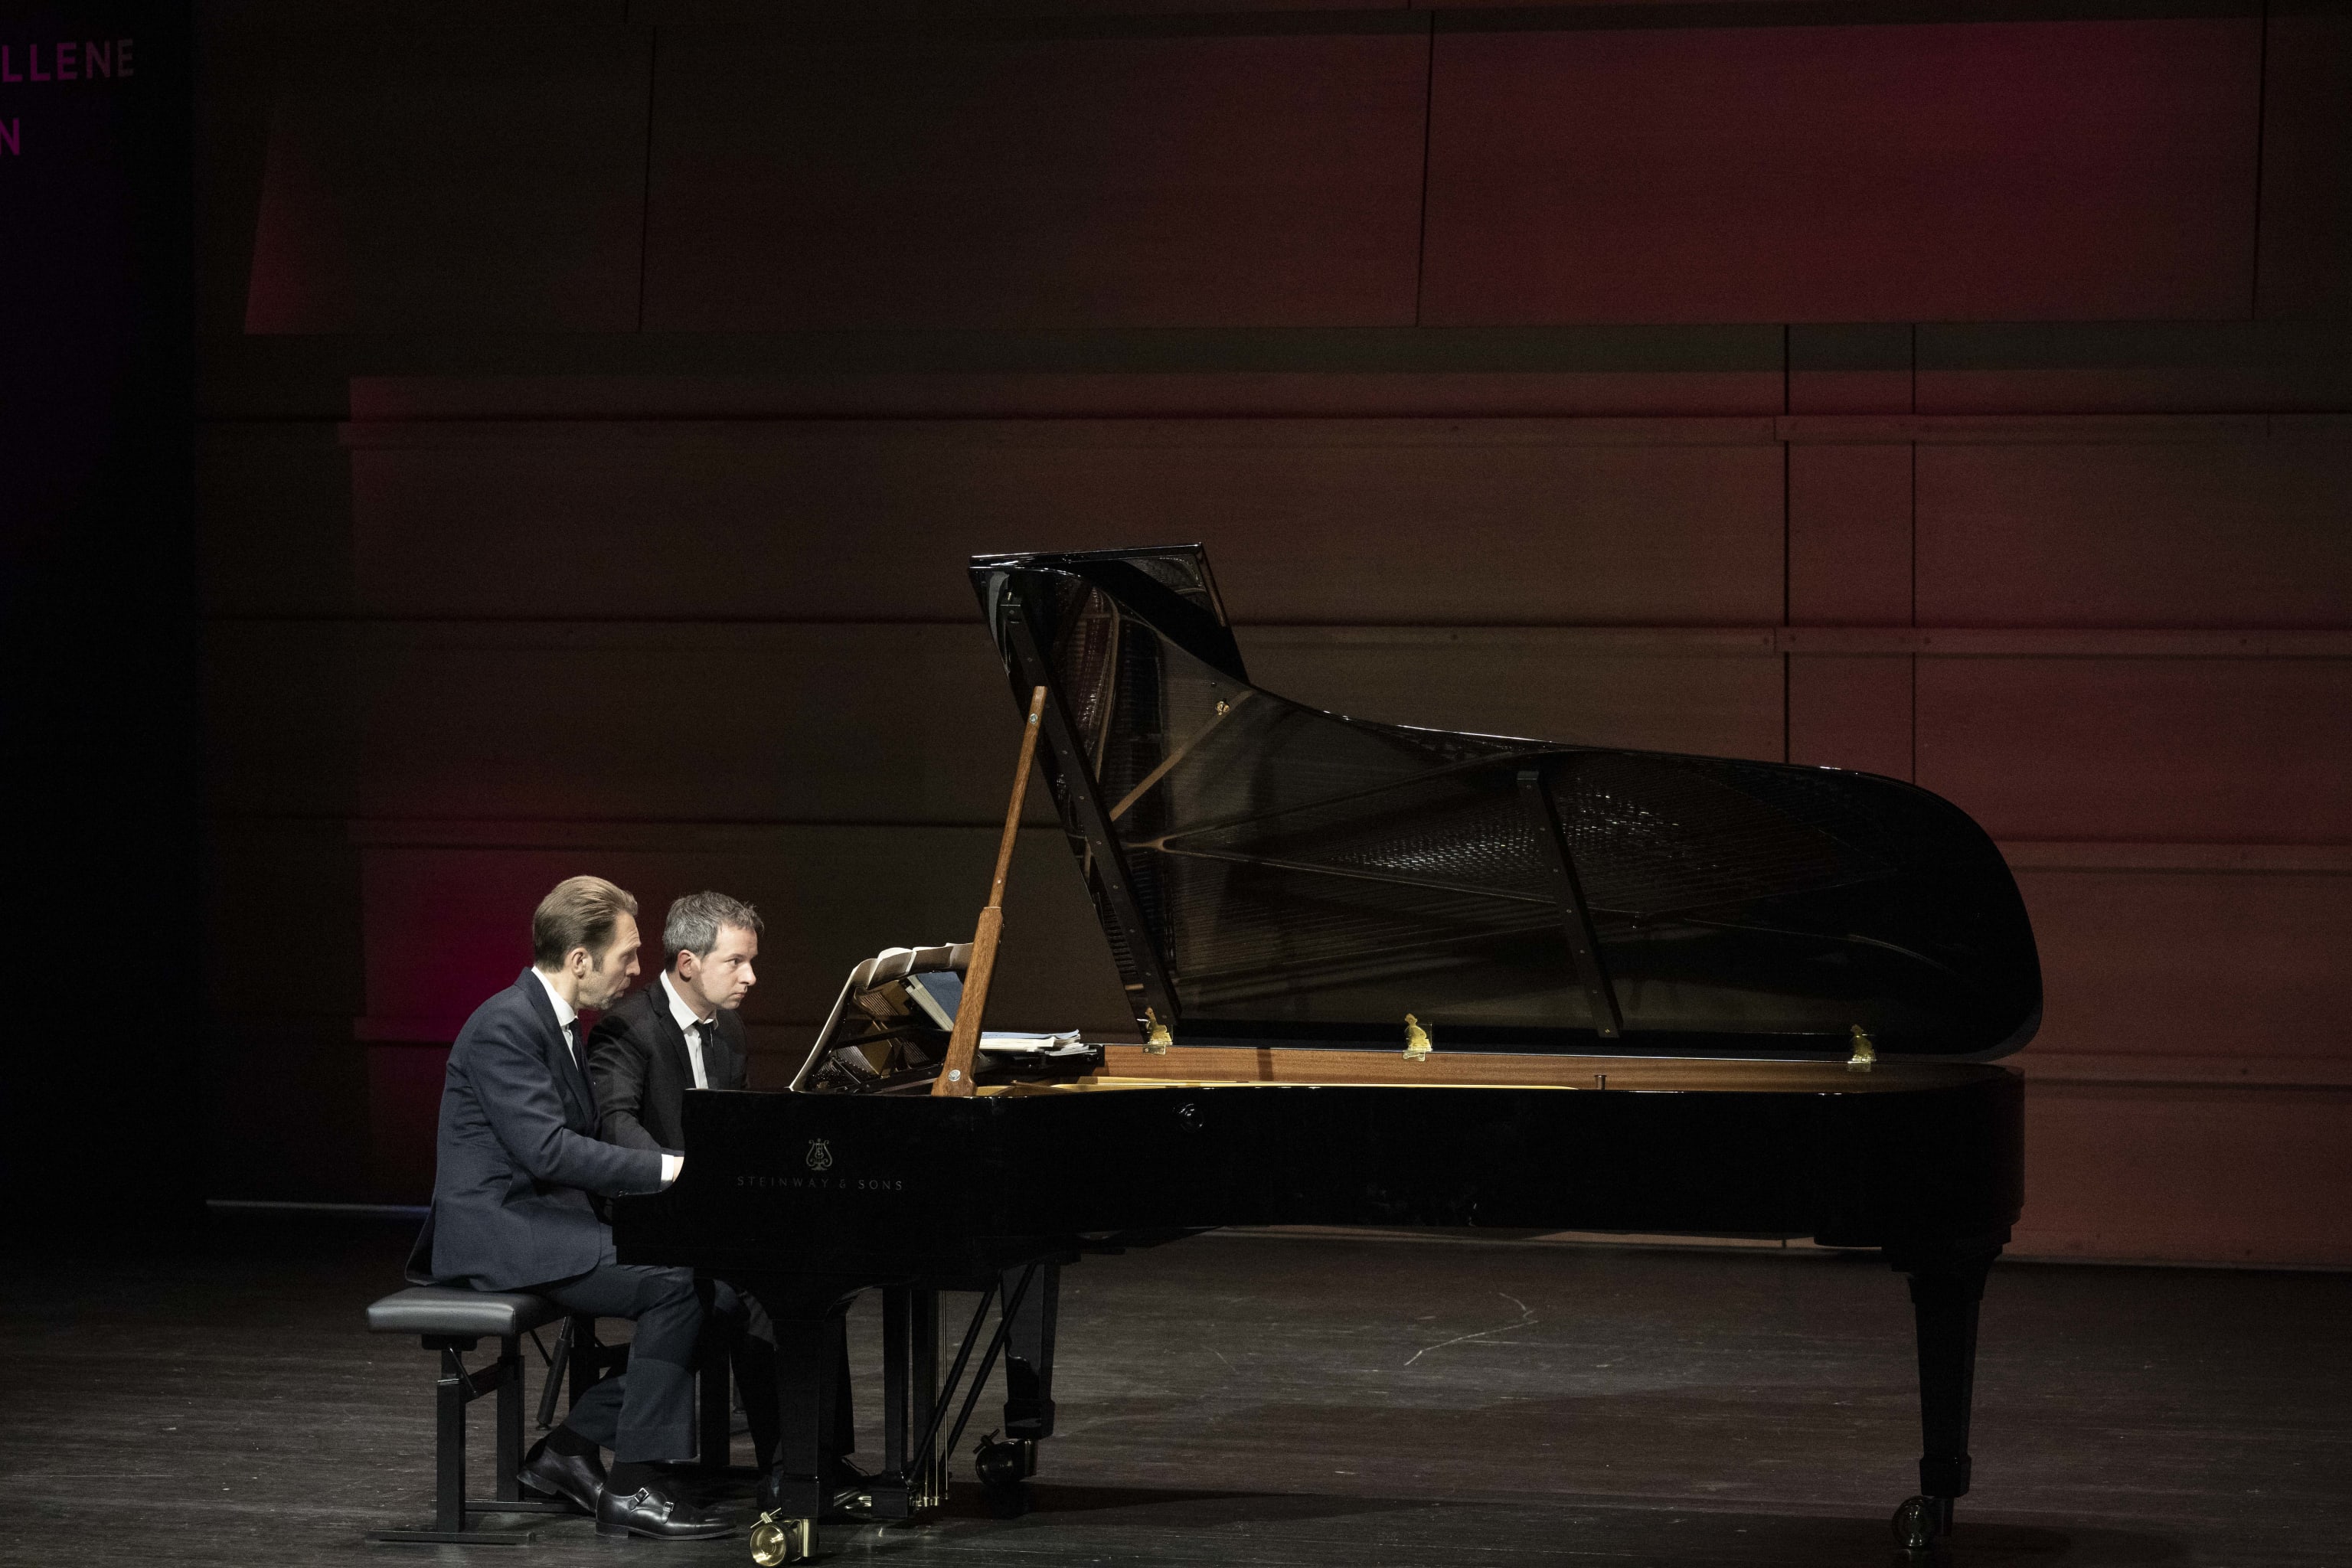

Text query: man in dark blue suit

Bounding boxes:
[417,875,730,1542]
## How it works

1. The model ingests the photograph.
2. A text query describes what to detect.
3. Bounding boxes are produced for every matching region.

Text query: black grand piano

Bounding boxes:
[612,545,2039,1563]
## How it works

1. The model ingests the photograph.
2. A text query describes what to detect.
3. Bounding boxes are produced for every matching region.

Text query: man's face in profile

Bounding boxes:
[576,913,642,1011]
[679,925,758,1013]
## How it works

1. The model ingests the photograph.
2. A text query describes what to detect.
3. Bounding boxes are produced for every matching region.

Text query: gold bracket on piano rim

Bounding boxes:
[1403,1013,1432,1061]
[1847,1024,1877,1072]
[1142,1008,1172,1054]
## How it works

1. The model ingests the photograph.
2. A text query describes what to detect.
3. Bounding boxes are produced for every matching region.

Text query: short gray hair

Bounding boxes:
[665,890,763,967]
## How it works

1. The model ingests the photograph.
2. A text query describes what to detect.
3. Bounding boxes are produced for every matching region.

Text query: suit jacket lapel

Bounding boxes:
[518,969,596,1129]
[652,980,698,1093]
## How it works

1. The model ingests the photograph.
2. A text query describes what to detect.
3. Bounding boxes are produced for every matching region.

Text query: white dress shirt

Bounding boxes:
[531,966,582,1069]
[660,972,714,1091]
[531,966,678,1185]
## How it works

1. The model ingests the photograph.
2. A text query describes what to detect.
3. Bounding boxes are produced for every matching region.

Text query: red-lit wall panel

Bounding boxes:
[642,32,1429,329]
[242,28,652,333]
[1917,437,2352,629]
[341,422,1786,625]
[2022,1084,2352,1266]
[1423,20,2262,323]
[1916,657,2352,843]
[2018,867,2352,1069]
[195,8,2352,1263]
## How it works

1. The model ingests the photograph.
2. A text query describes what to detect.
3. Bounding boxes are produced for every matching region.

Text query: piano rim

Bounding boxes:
[946,1044,2019,1096]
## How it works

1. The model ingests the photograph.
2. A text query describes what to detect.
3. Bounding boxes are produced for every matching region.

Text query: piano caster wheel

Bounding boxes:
[750,1512,815,1566]
[973,1433,1031,1489]
[975,1431,1035,1518]
[1890,1494,1952,1553]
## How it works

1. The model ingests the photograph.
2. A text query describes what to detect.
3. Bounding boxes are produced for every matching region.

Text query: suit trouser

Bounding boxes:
[723,1285,854,1465]
[532,1259,705,1463]
[710,1279,783,1468]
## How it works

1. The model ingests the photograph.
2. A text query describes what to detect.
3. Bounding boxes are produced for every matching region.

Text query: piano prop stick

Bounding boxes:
[933,684,1047,1097]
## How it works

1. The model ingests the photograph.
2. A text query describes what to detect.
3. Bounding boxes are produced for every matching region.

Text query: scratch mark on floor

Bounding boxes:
[1403,1292,1537,1367]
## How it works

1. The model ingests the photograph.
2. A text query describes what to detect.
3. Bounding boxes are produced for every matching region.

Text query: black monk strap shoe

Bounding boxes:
[596,1481,735,1541]
[517,1436,606,1514]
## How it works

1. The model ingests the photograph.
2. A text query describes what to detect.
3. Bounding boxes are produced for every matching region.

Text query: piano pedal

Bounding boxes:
[749,1511,815,1566]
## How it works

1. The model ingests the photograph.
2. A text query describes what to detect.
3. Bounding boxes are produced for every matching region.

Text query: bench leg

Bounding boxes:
[435,1345,469,1531]
[366,1341,541,1547]
[493,1334,524,1504]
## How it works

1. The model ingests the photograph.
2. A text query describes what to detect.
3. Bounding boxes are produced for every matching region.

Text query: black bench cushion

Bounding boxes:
[368,1285,564,1339]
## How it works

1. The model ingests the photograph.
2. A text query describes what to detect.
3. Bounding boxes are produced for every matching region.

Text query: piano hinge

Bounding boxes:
[1403,1014,1432,1061]
[1847,1024,1877,1073]
[1143,1008,1172,1055]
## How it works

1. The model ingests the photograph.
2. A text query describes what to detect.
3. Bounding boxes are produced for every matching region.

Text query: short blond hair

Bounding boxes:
[532,876,639,968]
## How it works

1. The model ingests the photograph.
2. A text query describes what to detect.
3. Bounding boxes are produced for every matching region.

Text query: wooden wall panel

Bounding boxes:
[345,365,1792,423]
[198,423,352,616]
[205,622,1785,820]
[206,622,1014,823]
[2017,869,2352,1070]
[642,32,1428,330]
[242,26,651,332]
[1789,443,1910,626]
[1787,323,1916,416]
[343,422,1787,624]
[207,1016,374,1200]
[1788,655,1910,781]
[1916,323,2352,416]
[192,8,2352,1258]
[1423,21,2262,324]
[1246,630,1784,762]
[2017,1083,2352,1266]
[204,818,364,1018]
[2257,5,2352,321]
[204,623,360,820]
[1916,438,2352,629]
[1916,658,2352,843]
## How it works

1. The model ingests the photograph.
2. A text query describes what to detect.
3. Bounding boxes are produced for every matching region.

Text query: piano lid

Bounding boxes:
[969,547,2041,1063]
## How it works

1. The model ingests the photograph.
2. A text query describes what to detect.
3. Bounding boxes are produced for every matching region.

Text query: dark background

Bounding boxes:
[31,1,2352,1260]
[4,2,197,1235]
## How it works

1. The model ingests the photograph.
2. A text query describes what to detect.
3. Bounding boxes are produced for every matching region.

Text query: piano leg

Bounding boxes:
[1890,1239,2003,1551]
[745,1281,860,1566]
[1000,1261,1060,1447]
[874,1284,942,1519]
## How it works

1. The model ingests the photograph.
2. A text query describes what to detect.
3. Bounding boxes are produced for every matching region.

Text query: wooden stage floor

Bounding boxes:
[6,1214,2347,1567]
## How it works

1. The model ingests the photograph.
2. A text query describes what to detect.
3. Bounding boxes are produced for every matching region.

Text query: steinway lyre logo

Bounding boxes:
[804,1138,833,1171]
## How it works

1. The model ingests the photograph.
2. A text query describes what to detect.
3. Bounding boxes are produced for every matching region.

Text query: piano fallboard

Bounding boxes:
[610,1060,2020,1279]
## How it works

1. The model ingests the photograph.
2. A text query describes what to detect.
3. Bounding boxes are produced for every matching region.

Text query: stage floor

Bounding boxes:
[7,1214,2346,1566]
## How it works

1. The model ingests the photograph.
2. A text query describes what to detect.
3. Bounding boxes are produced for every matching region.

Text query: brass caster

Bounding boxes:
[750,1511,815,1566]
[973,1432,1028,1490]
[1890,1494,1949,1553]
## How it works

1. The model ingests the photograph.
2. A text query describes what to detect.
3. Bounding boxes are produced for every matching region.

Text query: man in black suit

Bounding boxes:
[415,875,730,1542]
[589,891,798,1475]
[590,890,759,1152]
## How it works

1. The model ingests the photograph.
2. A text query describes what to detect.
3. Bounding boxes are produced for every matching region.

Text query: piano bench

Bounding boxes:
[362,1287,573,1547]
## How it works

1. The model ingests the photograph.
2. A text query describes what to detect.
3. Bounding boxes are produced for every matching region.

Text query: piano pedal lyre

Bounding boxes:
[1847,1024,1877,1073]
[1143,1008,1172,1055]
[1403,1014,1432,1061]
[749,1512,815,1566]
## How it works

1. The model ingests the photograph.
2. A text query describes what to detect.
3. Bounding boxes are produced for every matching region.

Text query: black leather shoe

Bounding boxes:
[518,1436,605,1514]
[596,1480,735,1540]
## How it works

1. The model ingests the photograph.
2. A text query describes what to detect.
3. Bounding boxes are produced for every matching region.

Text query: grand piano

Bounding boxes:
[612,545,2039,1563]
